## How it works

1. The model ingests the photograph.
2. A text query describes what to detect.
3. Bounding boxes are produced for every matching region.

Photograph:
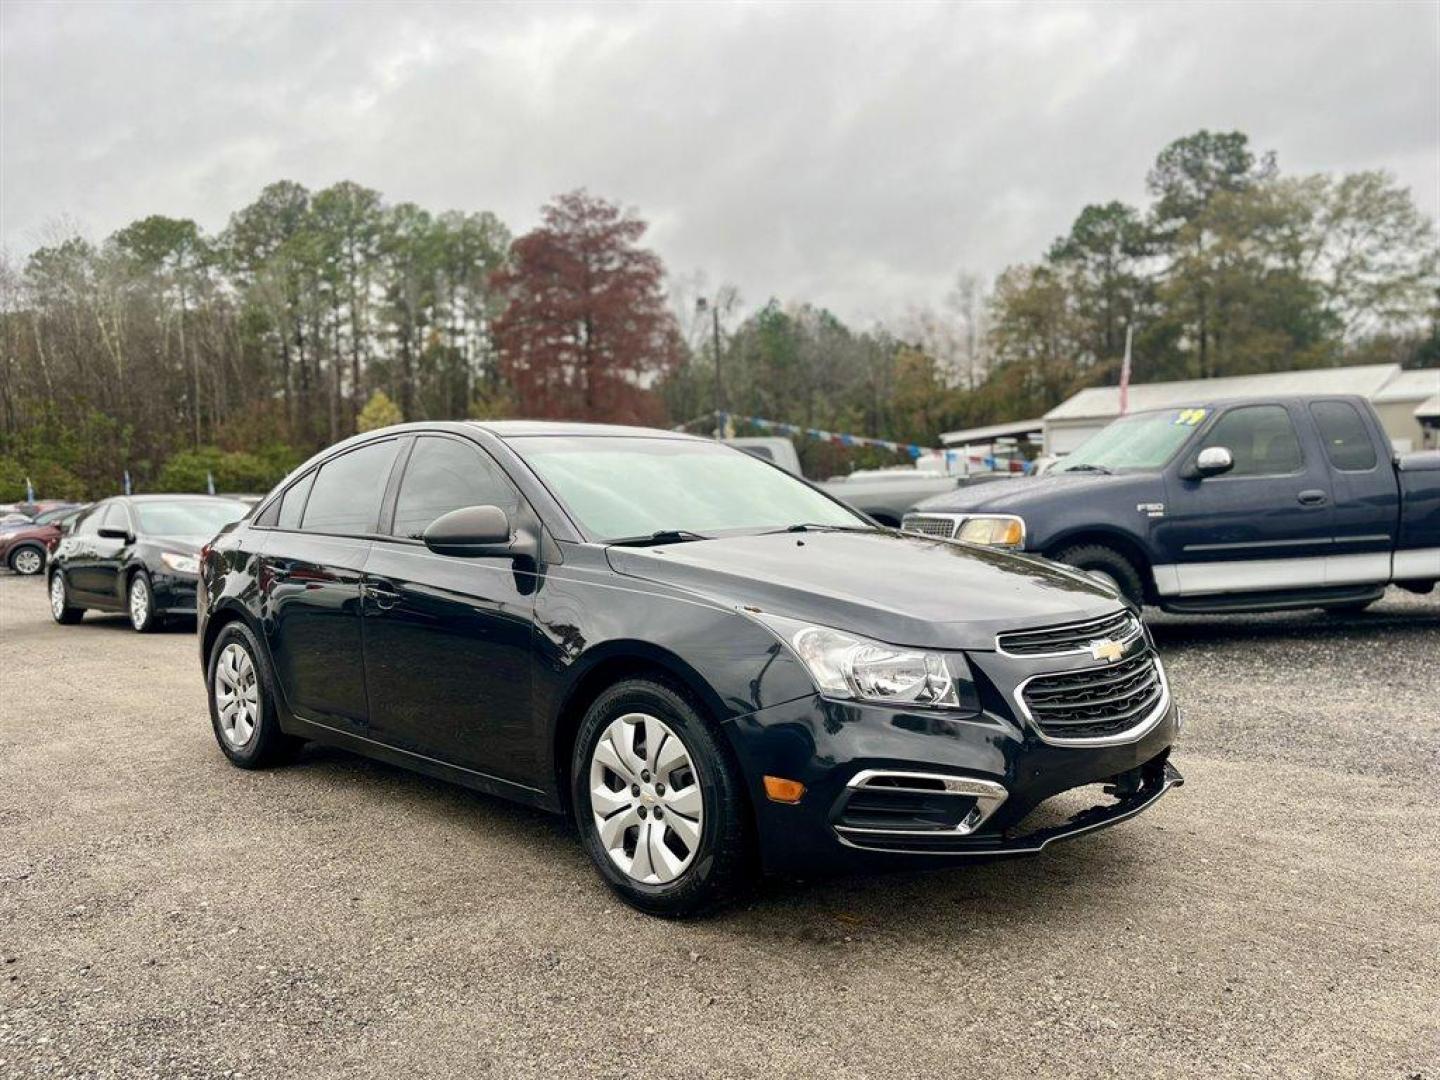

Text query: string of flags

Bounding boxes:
[717,412,1028,473]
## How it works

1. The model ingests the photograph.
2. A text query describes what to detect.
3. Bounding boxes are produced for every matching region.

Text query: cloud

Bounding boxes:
[2,0,1435,325]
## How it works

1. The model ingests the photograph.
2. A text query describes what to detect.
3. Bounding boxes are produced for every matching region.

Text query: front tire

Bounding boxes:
[128,570,159,632]
[48,571,83,624]
[1054,543,1145,608]
[9,545,45,575]
[206,621,303,768]
[572,678,752,917]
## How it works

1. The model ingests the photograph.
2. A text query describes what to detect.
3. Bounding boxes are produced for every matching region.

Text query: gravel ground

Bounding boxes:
[1,574,1437,1080]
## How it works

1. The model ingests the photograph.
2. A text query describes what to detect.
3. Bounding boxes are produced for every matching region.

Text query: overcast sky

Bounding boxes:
[2,0,1437,325]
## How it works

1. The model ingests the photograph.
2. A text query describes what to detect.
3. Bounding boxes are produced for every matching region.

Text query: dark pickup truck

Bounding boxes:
[904,394,1440,614]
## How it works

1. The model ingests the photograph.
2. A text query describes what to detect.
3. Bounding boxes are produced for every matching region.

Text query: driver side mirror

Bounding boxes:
[1186,445,1234,480]
[422,505,536,560]
[97,526,135,543]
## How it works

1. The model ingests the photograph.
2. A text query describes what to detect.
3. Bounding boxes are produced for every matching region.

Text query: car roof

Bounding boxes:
[117,494,252,503]
[1128,393,1369,414]
[468,420,706,441]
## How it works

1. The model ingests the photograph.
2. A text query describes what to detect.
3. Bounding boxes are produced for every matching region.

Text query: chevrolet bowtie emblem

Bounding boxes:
[1089,638,1125,663]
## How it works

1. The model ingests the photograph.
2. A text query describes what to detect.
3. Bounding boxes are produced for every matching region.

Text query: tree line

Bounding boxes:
[2,129,1436,498]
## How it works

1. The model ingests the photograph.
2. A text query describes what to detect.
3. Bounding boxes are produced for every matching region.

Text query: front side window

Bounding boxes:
[512,436,864,540]
[102,503,132,532]
[1199,405,1304,477]
[1310,401,1378,471]
[1059,409,1207,472]
[73,504,104,536]
[301,440,400,535]
[133,499,247,536]
[391,437,520,539]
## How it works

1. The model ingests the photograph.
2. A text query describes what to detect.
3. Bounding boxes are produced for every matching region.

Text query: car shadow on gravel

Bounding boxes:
[284,739,1158,937]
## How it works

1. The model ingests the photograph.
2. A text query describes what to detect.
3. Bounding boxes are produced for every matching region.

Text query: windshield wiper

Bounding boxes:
[607,529,711,547]
[1061,463,1112,474]
[766,523,879,535]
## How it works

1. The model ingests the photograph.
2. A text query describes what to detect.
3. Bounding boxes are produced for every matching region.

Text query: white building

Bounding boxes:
[1042,364,1440,455]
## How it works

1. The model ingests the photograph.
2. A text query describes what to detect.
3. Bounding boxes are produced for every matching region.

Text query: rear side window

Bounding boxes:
[301,440,400,535]
[1310,401,1378,471]
[391,437,520,539]
[1199,405,1303,476]
[276,472,315,530]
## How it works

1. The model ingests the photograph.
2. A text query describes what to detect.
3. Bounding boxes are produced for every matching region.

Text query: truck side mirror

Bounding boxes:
[1191,446,1234,479]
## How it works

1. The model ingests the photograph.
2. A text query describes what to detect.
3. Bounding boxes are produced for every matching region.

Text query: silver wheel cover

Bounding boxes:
[589,712,703,885]
[13,548,42,575]
[49,574,66,619]
[129,576,150,629]
[214,642,259,748]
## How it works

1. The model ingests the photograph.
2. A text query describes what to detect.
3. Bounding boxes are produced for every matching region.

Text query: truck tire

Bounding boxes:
[1054,543,1145,608]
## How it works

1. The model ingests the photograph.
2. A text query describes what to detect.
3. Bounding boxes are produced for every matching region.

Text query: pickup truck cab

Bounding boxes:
[905,394,1440,614]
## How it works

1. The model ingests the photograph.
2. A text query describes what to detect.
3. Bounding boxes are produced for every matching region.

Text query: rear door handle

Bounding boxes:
[1297,489,1328,507]
[362,578,401,610]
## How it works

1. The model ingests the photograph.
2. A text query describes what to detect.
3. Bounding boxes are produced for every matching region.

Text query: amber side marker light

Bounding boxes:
[763,776,805,804]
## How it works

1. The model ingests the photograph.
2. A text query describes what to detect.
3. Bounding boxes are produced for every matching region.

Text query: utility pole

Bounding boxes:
[698,296,725,440]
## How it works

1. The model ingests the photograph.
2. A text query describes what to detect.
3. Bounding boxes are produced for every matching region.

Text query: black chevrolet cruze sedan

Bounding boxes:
[49,495,250,631]
[197,422,1182,915]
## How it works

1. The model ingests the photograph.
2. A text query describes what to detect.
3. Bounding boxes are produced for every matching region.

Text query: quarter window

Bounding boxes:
[1310,401,1378,471]
[301,440,400,535]
[1198,406,1303,477]
[391,437,520,539]
[276,472,314,530]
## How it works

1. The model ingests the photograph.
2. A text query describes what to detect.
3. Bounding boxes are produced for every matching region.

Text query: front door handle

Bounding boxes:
[1297,489,1328,507]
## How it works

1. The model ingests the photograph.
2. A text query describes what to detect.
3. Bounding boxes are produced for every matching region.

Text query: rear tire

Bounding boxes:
[206,621,303,769]
[48,571,83,624]
[571,678,752,917]
[9,545,45,576]
[1054,543,1145,608]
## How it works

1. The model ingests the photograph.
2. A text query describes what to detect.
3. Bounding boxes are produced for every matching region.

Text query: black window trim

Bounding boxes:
[374,432,533,548]
[1308,400,1379,474]
[1187,403,1309,481]
[250,435,406,540]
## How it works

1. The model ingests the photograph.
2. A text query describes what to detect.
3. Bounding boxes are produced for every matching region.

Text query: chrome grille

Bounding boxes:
[901,513,959,539]
[1019,649,1165,742]
[996,610,1140,657]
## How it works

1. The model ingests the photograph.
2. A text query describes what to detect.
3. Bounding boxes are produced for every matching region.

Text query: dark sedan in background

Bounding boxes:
[49,495,250,631]
[198,421,1181,916]
[1,504,86,575]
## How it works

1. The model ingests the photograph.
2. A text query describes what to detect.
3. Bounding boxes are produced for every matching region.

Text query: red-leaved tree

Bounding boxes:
[491,191,683,424]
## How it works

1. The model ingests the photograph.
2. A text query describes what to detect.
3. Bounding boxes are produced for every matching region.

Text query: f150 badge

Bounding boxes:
[1137,502,1165,518]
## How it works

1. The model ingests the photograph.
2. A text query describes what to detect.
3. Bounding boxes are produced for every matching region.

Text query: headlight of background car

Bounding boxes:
[956,515,1025,549]
[752,613,976,711]
[160,552,199,575]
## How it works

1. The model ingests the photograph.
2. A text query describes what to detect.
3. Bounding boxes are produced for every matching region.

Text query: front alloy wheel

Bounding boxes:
[590,713,704,884]
[129,572,157,632]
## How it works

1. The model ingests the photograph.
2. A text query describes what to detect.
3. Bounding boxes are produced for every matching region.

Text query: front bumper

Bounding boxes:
[151,572,199,615]
[723,687,1181,877]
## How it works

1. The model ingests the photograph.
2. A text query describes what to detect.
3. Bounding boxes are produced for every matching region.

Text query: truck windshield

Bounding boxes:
[1058,409,1208,472]
[511,436,865,541]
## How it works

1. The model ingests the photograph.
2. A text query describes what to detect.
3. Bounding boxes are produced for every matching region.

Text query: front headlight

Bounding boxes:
[752,613,964,709]
[160,552,199,575]
[955,515,1025,549]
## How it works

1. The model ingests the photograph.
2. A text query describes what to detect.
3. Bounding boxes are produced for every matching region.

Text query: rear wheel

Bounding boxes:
[48,571,83,624]
[572,678,752,917]
[9,545,44,576]
[1054,543,1145,608]
[207,621,303,768]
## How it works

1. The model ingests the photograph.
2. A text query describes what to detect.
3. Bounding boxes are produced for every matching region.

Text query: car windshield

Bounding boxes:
[1058,408,1209,472]
[133,499,248,536]
[512,436,865,540]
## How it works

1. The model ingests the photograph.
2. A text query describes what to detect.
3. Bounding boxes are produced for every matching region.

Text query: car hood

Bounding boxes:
[912,470,1145,514]
[606,529,1122,651]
